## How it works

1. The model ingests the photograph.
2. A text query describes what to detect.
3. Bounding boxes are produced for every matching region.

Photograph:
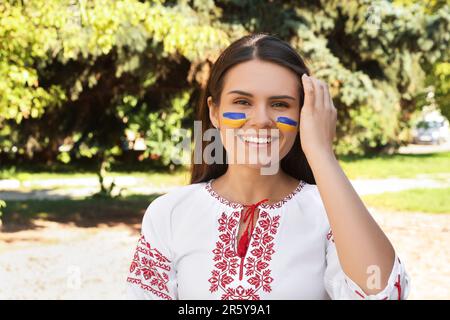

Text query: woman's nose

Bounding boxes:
[250,105,274,128]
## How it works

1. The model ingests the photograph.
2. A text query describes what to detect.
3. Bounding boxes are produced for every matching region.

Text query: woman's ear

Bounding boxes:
[207,96,219,129]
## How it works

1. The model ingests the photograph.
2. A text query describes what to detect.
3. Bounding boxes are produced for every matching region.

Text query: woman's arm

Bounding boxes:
[299,74,395,295]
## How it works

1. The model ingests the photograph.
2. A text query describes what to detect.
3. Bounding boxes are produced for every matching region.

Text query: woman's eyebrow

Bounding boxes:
[227,90,296,100]
[269,95,296,101]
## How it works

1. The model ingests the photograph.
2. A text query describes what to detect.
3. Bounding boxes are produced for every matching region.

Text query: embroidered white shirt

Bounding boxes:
[126,179,410,300]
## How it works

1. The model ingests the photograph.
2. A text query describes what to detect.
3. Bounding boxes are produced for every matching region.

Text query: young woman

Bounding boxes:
[126,33,410,300]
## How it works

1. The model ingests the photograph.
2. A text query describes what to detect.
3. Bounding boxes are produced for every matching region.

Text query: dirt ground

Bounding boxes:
[0,208,448,300]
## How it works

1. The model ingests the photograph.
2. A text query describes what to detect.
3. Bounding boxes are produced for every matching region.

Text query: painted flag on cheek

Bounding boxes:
[222,112,247,128]
[276,116,298,132]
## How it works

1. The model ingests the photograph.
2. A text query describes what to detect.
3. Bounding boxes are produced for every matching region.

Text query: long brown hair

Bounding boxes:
[190,33,316,185]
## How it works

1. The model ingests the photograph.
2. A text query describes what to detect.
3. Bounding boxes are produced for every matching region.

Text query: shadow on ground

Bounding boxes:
[0,193,162,233]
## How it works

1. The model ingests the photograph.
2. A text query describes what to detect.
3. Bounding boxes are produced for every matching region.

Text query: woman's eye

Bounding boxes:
[235,100,250,106]
[272,102,288,108]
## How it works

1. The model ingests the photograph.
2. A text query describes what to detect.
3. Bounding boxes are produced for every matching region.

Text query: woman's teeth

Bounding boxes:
[239,136,273,144]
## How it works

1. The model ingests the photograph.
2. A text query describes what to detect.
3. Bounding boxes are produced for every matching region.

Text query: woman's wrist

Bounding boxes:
[304,149,337,171]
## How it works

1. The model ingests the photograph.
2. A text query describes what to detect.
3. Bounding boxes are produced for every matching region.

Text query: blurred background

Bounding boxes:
[0,0,449,299]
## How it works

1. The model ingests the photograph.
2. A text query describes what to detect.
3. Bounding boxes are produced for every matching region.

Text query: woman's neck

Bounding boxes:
[211,165,299,205]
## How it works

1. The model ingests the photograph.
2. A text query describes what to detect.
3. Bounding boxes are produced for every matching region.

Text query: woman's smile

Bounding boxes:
[235,130,281,150]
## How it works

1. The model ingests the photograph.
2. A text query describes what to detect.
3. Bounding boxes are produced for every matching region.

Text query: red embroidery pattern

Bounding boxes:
[204,180,306,210]
[208,210,281,300]
[354,273,402,300]
[343,252,405,301]
[355,290,365,298]
[326,229,334,243]
[127,234,173,300]
[394,274,402,300]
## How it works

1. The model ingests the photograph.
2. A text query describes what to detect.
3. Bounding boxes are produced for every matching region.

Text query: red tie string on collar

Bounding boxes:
[237,198,269,258]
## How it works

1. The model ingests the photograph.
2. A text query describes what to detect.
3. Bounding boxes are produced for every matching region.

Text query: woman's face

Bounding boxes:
[208,59,301,171]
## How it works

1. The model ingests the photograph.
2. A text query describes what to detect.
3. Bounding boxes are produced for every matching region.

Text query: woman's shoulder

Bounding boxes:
[294,181,329,222]
[142,181,209,224]
[294,180,320,201]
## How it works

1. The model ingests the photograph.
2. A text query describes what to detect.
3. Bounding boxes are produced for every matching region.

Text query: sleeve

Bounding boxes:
[126,198,178,300]
[324,228,411,300]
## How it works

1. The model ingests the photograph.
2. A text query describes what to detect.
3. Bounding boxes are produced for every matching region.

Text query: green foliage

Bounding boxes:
[431,61,450,120]
[0,0,448,170]
[393,0,450,120]
[286,0,449,154]
[144,90,193,165]
[0,0,230,168]
[0,199,5,221]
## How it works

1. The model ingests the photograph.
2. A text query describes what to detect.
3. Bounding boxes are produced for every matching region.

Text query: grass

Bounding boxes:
[338,152,450,179]
[1,193,161,229]
[0,168,190,189]
[362,187,450,214]
[1,154,449,229]
[2,152,449,183]
[1,152,449,224]
[3,187,447,230]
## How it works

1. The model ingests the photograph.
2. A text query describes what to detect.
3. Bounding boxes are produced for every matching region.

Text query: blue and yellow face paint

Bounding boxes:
[221,112,247,128]
[276,116,298,132]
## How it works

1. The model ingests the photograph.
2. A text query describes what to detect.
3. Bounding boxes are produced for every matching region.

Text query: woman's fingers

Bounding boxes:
[323,82,337,116]
[311,77,323,110]
[301,74,314,110]
[303,74,335,113]
[321,81,332,110]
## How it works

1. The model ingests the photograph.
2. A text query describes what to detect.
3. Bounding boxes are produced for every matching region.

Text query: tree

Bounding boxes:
[0,0,448,180]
